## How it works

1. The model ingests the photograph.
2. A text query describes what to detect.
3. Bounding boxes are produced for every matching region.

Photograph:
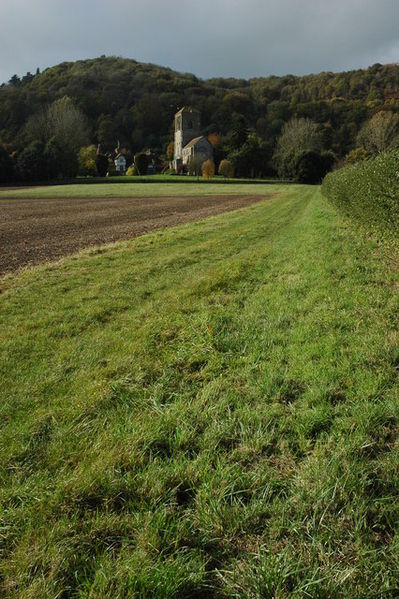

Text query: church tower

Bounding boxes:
[174,107,201,169]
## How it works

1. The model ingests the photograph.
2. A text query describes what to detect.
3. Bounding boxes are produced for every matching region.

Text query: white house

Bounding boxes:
[114,153,126,174]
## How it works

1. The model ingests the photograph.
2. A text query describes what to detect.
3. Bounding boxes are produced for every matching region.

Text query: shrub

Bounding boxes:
[202,159,215,179]
[218,159,235,178]
[134,152,148,176]
[294,151,324,183]
[16,140,47,181]
[16,138,79,181]
[126,164,136,176]
[293,150,335,183]
[345,147,370,165]
[322,150,399,234]
[78,145,98,176]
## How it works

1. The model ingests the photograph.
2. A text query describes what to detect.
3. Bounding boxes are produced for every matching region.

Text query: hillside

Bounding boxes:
[1,184,398,596]
[1,57,399,157]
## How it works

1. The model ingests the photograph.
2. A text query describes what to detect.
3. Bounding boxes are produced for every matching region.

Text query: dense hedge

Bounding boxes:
[322,151,399,233]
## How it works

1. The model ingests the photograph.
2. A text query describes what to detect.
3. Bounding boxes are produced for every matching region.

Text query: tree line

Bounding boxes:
[0,56,398,183]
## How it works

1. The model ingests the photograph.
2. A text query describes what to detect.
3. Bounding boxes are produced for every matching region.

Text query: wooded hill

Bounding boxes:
[1,56,398,157]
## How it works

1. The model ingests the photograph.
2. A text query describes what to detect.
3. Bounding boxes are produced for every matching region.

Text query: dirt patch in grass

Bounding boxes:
[0,194,271,274]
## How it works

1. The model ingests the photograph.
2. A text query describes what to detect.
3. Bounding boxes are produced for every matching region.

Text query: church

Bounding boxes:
[173,107,220,172]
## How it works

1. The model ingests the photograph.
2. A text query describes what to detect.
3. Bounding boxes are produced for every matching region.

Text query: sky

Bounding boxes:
[1,0,398,84]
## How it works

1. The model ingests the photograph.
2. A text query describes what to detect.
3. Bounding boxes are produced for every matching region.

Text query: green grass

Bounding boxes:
[0,181,280,199]
[1,185,398,597]
[84,175,279,184]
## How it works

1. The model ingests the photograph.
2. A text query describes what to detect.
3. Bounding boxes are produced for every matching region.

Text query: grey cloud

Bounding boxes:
[0,0,398,84]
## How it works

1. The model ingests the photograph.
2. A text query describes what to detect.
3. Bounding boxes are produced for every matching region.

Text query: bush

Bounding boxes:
[134,152,148,176]
[126,164,136,176]
[17,140,47,181]
[322,150,399,234]
[78,145,98,176]
[294,151,324,183]
[16,138,79,181]
[218,159,235,178]
[293,150,335,183]
[202,159,215,179]
[345,147,370,165]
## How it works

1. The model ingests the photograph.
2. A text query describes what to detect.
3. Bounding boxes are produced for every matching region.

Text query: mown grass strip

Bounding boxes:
[0,181,283,199]
[1,185,398,597]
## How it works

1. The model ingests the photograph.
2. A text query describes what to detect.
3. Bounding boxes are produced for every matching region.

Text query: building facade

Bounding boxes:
[173,107,214,171]
[114,153,127,174]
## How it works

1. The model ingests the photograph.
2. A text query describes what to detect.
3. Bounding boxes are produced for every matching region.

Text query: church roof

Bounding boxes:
[183,135,210,150]
[175,106,200,116]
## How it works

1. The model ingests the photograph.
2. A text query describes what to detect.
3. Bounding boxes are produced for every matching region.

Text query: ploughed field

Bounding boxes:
[0,193,268,274]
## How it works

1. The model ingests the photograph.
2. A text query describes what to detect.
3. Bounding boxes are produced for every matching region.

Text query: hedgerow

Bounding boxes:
[322,150,399,234]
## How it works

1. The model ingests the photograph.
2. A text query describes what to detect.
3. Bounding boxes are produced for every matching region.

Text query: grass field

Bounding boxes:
[0,181,281,199]
[81,175,279,185]
[0,175,282,194]
[1,185,398,597]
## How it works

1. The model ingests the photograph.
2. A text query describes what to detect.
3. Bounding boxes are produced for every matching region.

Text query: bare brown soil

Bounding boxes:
[0,194,270,275]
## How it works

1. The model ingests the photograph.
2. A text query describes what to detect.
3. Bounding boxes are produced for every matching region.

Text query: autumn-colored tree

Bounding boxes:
[273,118,324,178]
[3,57,399,179]
[345,147,370,165]
[78,145,98,176]
[166,141,174,161]
[202,159,215,179]
[21,97,89,180]
[218,159,234,178]
[25,96,90,153]
[357,111,399,155]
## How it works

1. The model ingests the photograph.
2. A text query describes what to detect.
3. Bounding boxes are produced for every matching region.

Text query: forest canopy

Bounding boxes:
[1,56,398,171]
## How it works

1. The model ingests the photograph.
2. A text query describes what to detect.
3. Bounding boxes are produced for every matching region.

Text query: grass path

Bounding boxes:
[0,181,282,199]
[1,186,398,597]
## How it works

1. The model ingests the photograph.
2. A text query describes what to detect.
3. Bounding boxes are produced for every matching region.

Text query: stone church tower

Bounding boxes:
[173,107,201,169]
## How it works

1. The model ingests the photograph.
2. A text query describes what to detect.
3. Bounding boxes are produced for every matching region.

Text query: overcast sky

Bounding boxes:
[1,0,398,84]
